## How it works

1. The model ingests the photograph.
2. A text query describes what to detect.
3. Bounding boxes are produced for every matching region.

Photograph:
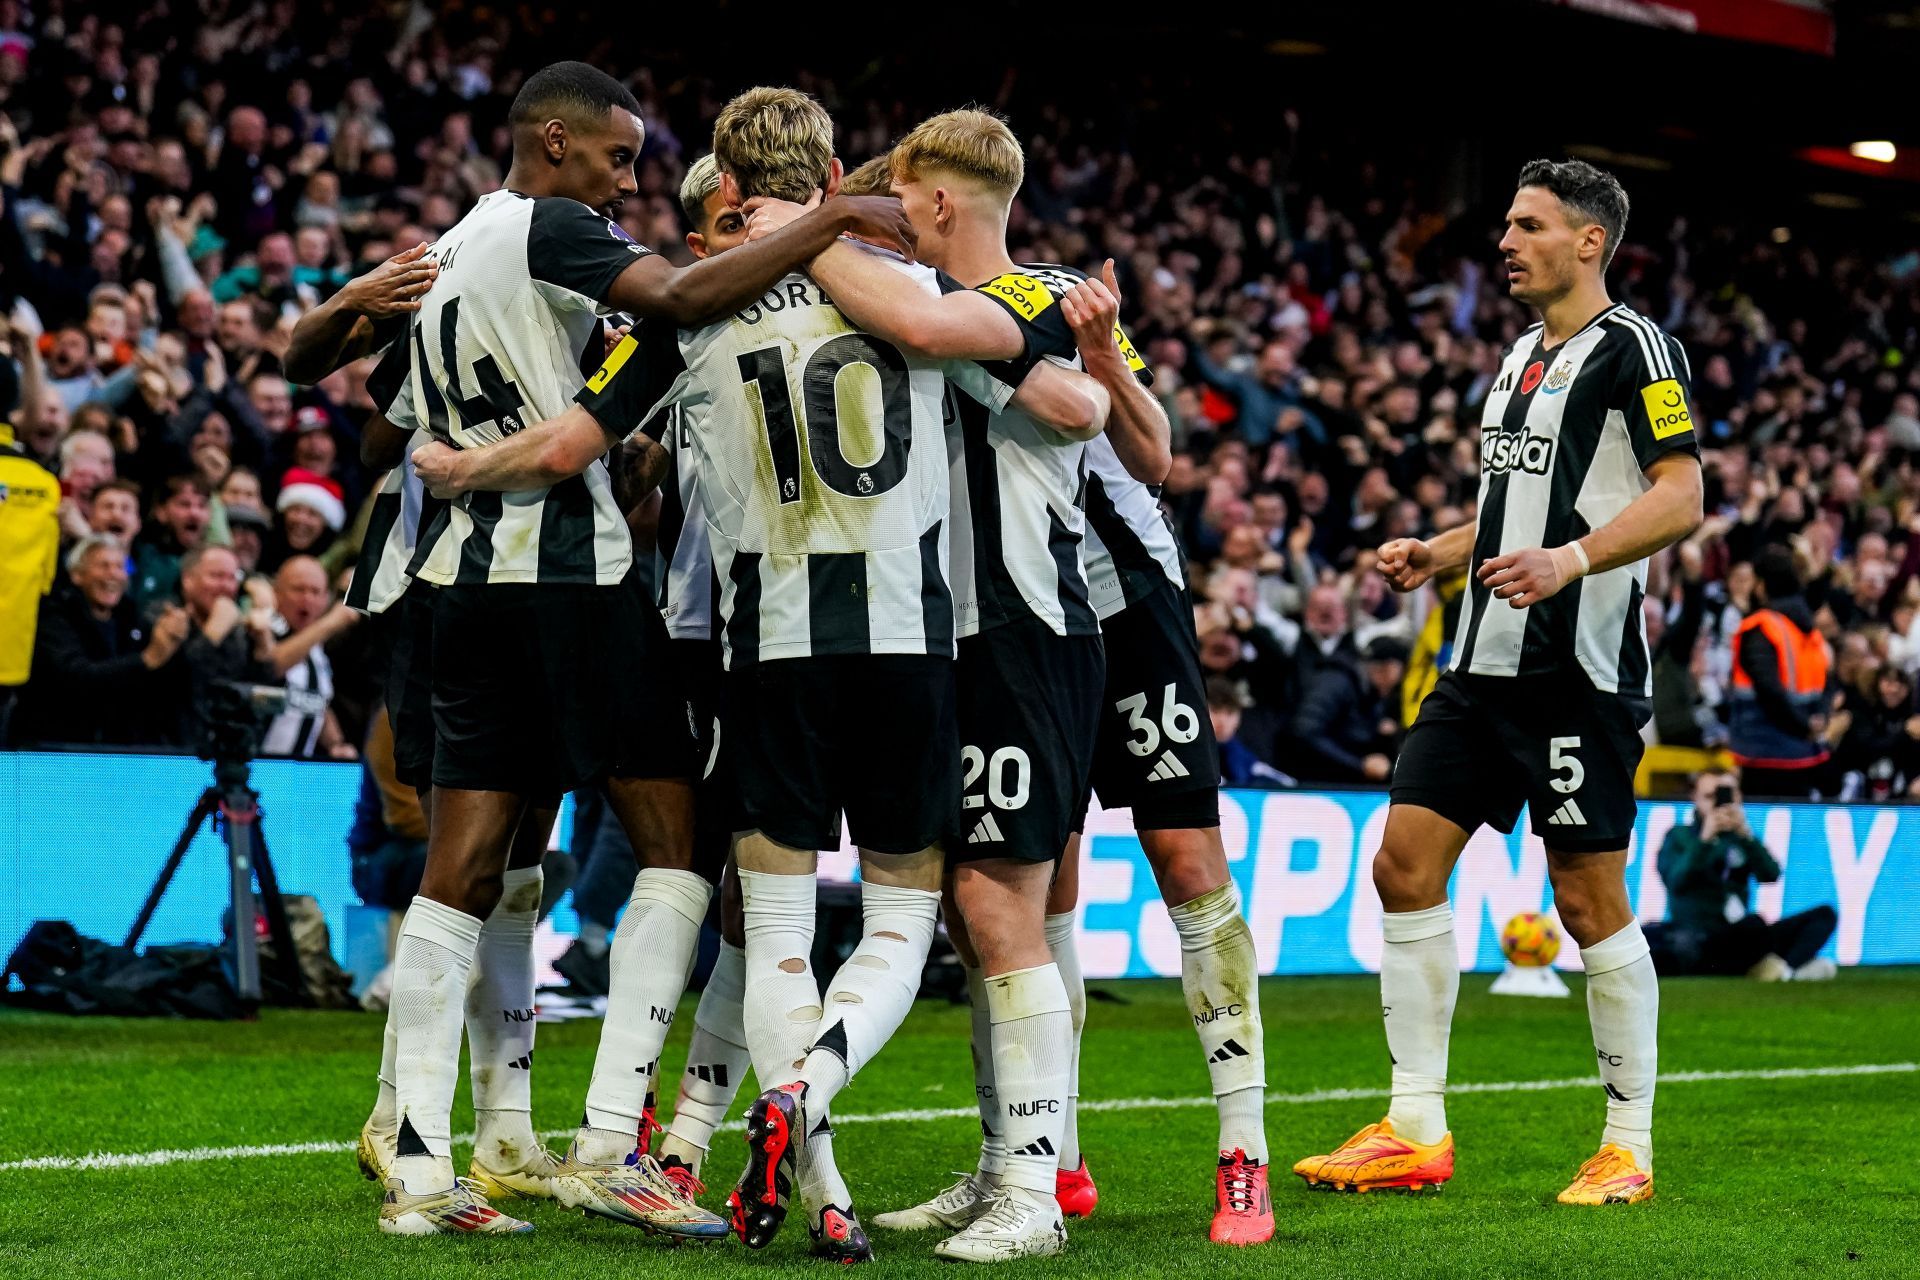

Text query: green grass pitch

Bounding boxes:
[3,968,1914,1278]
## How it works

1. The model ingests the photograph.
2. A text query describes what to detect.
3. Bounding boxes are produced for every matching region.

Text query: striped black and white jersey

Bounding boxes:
[1451,303,1700,695]
[385,188,652,588]
[346,336,448,615]
[578,246,1002,668]
[260,617,333,758]
[650,402,716,642]
[1081,436,1185,620]
[943,265,1111,639]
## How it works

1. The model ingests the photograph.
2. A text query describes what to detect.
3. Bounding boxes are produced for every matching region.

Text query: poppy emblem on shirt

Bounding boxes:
[1519,361,1545,395]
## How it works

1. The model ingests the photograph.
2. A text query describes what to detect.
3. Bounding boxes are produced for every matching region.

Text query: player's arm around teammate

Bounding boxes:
[411,338,1105,498]
[283,242,437,383]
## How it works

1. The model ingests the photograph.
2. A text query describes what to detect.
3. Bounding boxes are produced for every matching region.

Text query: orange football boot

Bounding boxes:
[1293,1119,1453,1193]
[1556,1144,1653,1205]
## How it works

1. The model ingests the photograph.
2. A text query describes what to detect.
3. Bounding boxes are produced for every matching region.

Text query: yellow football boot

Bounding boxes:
[1556,1144,1653,1205]
[1294,1119,1453,1193]
[468,1143,566,1201]
[356,1122,394,1184]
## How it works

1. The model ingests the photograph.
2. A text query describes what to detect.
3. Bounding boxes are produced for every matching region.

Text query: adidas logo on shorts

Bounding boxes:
[967,814,1006,844]
[1147,751,1190,783]
[1547,798,1587,826]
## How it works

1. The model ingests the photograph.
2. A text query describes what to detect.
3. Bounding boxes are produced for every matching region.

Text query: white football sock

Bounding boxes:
[1581,922,1658,1169]
[1171,883,1268,1162]
[1380,903,1457,1146]
[965,961,1006,1183]
[798,882,940,1113]
[659,942,751,1173]
[390,896,484,1194]
[371,1016,400,1132]
[1043,912,1085,1169]
[468,866,541,1170]
[739,869,823,1088]
[579,868,711,1162]
[369,905,405,1134]
[987,963,1072,1198]
[798,1111,852,1216]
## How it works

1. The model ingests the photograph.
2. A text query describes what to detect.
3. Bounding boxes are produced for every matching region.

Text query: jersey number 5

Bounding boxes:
[1549,736,1584,794]
[737,334,913,505]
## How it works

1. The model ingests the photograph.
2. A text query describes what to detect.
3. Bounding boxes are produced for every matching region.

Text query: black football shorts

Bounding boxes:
[946,618,1105,864]
[430,574,698,796]
[1390,668,1649,853]
[723,654,959,855]
[1086,581,1222,830]
[384,583,437,793]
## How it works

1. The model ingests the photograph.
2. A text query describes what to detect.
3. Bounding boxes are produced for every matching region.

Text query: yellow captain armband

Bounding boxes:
[978,273,1057,322]
[586,334,638,393]
[1112,323,1147,373]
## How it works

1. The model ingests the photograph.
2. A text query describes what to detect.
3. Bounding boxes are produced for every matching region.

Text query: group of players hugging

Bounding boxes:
[307,57,1694,1263]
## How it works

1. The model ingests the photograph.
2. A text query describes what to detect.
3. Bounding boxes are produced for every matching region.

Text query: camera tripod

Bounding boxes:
[125,755,303,1006]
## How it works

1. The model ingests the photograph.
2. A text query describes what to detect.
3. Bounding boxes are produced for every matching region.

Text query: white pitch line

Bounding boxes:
[1,1061,1910,1175]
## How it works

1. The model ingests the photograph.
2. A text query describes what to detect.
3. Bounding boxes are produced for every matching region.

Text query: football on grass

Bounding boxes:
[1500,912,1561,968]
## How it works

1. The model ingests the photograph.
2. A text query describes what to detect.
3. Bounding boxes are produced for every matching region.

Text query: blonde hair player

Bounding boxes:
[858,108,1274,1250]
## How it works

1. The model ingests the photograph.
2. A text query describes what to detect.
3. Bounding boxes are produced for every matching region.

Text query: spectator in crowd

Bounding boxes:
[1286,583,1361,703]
[14,535,189,745]
[257,554,358,759]
[43,327,105,412]
[264,467,345,573]
[87,478,143,550]
[172,543,275,748]
[131,475,212,610]
[1289,635,1407,784]
[1649,772,1837,982]
[213,230,320,312]
[1208,676,1292,789]
[54,428,116,539]
[220,463,264,506]
[1190,324,1319,449]
[1835,663,1920,801]
[1650,532,1730,749]
[225,502,271,575]
[1730,546,1842,797]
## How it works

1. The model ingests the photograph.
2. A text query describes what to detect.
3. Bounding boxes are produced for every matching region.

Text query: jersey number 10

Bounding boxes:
[736,334,914,505]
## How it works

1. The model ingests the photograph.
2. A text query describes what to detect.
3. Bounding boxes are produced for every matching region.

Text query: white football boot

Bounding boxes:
[872,1173,996,1232]
[933,1185,1067,1262]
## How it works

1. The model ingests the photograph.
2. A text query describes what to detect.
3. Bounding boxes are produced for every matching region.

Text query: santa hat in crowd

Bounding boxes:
[276,468,346,531]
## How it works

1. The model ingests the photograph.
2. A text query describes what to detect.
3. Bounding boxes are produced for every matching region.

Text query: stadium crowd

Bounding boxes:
[2,4,1919,803]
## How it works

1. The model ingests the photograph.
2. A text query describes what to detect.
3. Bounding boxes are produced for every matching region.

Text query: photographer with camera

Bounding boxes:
[1650,772,1837,982]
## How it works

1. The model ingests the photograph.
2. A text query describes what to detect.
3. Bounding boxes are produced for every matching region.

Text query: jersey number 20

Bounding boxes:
[737,334,913,504]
